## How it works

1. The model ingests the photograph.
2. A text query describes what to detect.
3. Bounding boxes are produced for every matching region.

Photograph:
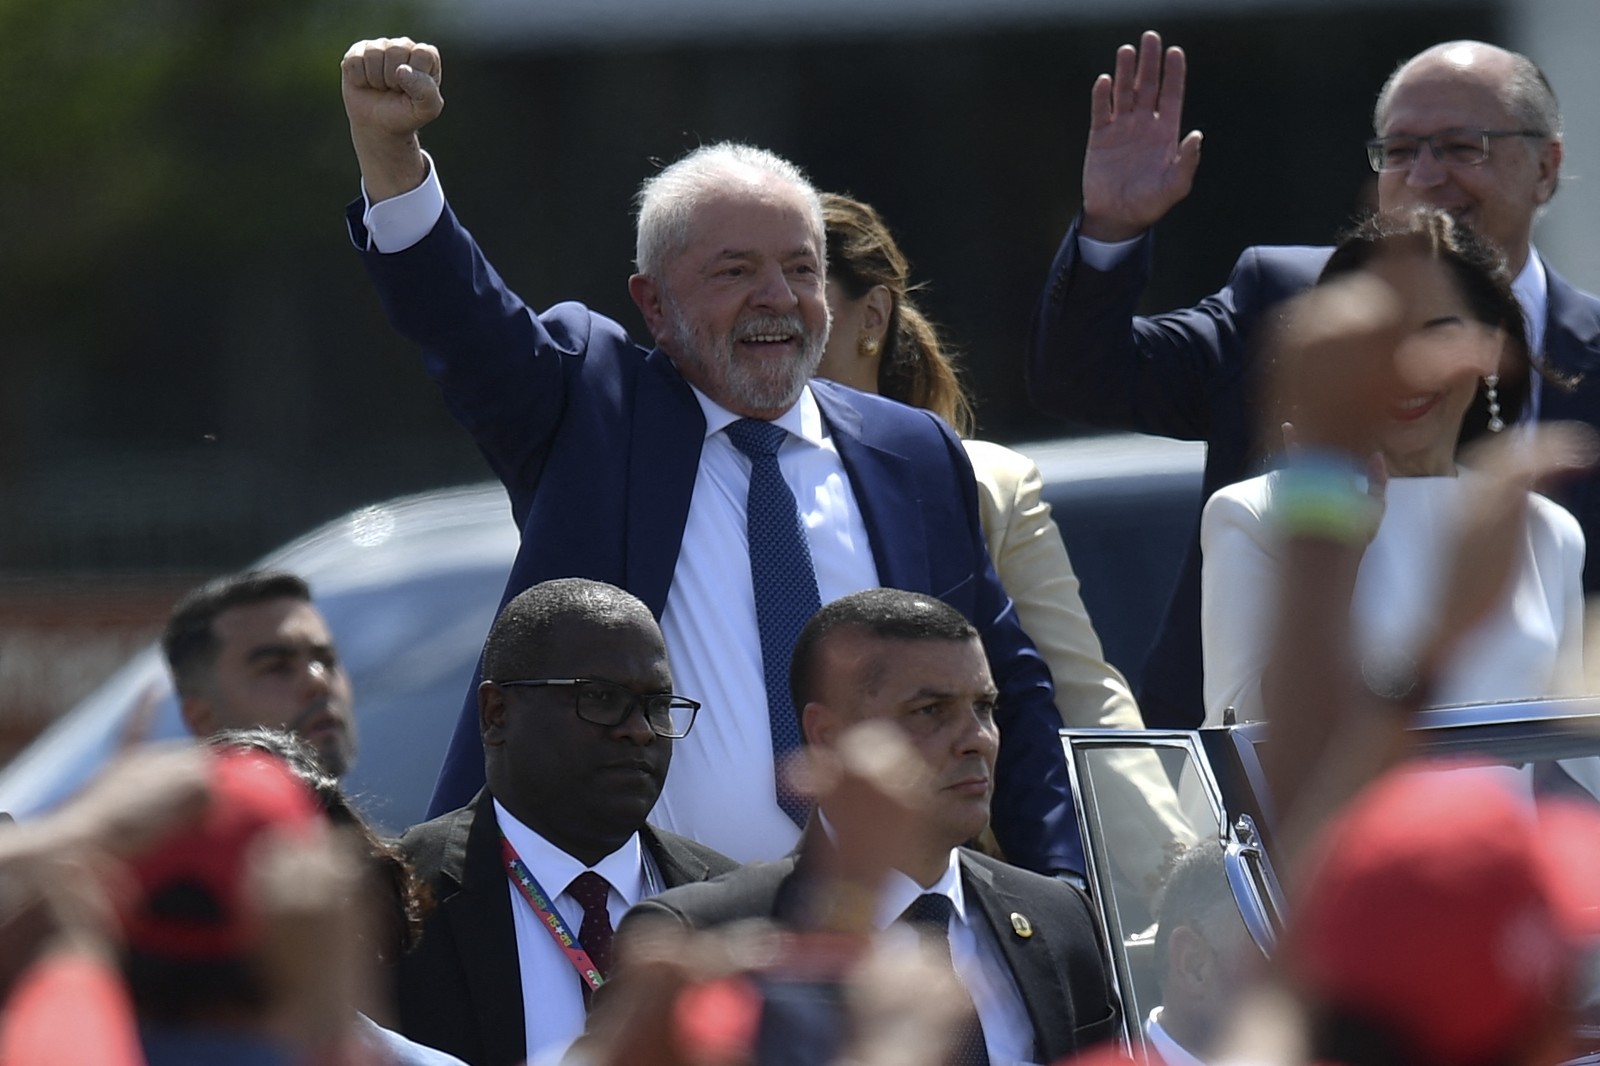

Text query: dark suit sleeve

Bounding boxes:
[347,197,638,524]
[393,813,501,1066]
[1027,213,1261,441]
[348,197,649,819]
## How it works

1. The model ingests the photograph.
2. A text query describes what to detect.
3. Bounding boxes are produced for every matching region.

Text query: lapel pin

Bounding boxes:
[1010,912,1033,938]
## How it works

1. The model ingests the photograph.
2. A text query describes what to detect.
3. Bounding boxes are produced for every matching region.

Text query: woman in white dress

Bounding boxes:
[1201,208,1583,727]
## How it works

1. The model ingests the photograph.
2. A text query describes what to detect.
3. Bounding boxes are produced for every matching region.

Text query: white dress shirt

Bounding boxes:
[1511,251,1549,421]
[358,157,445,253]
[364,168,882,861]
[494,800,660,1065]
[875,851,1038,1066]
[652,387,878,860]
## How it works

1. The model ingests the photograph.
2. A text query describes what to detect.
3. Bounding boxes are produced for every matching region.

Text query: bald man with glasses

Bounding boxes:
[1028,32,1600,731]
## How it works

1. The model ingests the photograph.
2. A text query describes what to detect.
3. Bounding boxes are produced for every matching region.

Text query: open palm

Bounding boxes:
[1081,31,1203,241]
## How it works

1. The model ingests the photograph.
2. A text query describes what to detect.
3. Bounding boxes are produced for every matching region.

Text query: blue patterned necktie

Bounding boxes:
[901,893,992,1066]
[726,418,821,827]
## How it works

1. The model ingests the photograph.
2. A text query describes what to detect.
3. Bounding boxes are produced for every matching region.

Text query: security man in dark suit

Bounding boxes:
[620,589,1120,1064]
[395,579,737,1066]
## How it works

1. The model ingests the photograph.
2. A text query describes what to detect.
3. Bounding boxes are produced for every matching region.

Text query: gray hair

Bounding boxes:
[1373,41,1562,140]
[634,142,826,278]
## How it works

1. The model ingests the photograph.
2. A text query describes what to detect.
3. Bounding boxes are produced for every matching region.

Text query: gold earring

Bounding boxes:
[859,336,880,358]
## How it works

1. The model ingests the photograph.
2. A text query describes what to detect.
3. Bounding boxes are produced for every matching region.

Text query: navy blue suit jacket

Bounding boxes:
[1028,215,1600,729]
[351,201,1084,876]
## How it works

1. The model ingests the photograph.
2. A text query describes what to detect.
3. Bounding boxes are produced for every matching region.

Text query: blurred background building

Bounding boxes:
[0,0,1591,756]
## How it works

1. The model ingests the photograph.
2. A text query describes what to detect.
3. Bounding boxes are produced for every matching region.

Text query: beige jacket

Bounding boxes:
[965,439,1195,897]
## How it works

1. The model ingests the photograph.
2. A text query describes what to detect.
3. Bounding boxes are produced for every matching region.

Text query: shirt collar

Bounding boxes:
[492,798,649,905]
[689,382,826,446]
[874,848,968,930]
[1513,248,1549,360]
[812,811,966,929]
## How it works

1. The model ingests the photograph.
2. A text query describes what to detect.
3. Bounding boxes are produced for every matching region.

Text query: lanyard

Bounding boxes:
[500,834,608,993]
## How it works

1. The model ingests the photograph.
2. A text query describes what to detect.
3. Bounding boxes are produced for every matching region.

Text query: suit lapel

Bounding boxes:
[445,794,530,1066]
[641,826,712,888]
[625,351,706,616]
[1539,265,1600,421]
[960,853,1072,1064]
[812,382,929,590]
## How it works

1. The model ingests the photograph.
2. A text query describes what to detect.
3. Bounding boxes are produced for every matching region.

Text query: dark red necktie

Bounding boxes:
[566,871,615,989]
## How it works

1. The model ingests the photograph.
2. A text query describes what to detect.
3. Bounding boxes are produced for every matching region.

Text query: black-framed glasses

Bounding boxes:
[1365,127,1548,173]
[494,677,700,738]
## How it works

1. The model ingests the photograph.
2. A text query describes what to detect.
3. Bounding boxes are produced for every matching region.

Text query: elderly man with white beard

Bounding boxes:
[339,37,1086,880]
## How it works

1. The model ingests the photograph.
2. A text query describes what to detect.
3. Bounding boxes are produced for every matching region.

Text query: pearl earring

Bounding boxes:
[1485,374,1504,432]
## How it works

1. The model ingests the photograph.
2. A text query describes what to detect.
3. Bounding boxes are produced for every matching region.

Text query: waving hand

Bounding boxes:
[1080,31,1204,242]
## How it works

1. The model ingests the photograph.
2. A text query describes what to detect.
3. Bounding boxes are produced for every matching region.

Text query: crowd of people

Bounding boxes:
[4,25,1600,1066]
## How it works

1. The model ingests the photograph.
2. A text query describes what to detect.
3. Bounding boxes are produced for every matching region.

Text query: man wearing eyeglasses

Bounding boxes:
[394,578,738,1066]
[1027,32,1600,730]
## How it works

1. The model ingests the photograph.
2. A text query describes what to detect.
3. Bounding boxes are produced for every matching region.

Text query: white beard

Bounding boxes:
[662,295,829,413]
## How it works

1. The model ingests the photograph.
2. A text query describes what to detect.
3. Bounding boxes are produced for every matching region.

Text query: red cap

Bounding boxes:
[1288,760,1600,1065]
[122,750,321,960]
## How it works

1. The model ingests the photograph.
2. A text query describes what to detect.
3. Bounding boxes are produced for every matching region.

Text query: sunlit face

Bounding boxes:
[481,613,674,863]
[1364,250,1505,476]
[186,599,357,777]
[808,633,998,849]
[648,180,831,417]
[1376,47,1559,272]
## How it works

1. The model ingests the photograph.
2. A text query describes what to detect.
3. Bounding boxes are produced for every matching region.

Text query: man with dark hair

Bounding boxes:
[1028,33,1600,729]
[623,587,1120,1063]
[162,571,356,778]
[396,578,737,1066]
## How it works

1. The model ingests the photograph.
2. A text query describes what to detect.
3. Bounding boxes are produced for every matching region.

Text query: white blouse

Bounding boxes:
[1200,470,1586,726]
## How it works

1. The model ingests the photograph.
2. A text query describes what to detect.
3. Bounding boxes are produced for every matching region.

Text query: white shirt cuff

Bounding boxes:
[1076,231,1142,271]
[360,151,445,253]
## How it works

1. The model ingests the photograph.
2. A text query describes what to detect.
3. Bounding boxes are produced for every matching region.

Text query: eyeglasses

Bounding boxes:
[494,677,700,738]
[1365,127,1548,173]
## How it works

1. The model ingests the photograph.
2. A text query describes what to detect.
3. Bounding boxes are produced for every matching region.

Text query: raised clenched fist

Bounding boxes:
[340,37,444,140]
